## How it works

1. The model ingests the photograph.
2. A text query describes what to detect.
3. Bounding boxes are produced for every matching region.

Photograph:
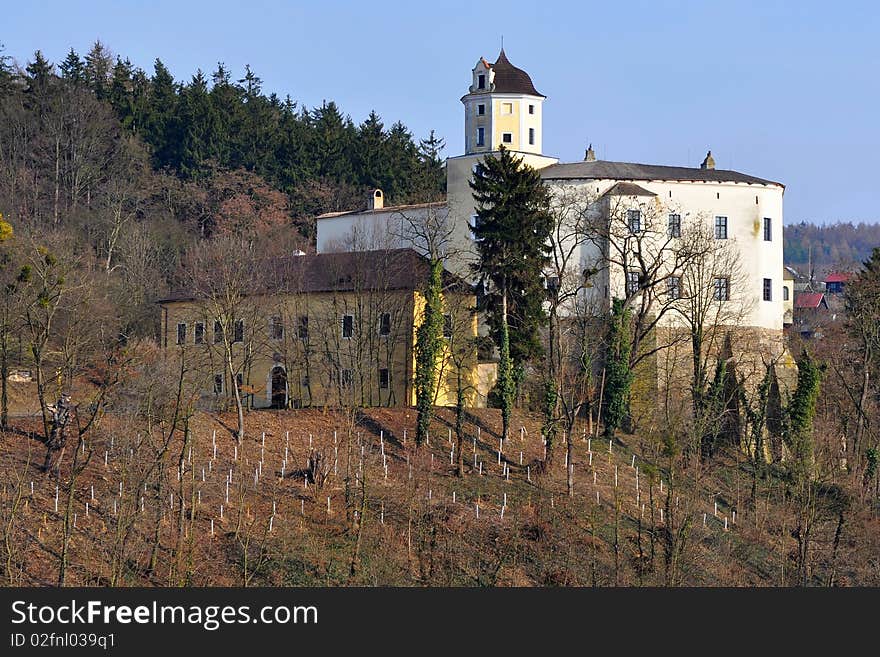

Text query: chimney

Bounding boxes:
[584,143,596,162]
[700,150,715,170]
[367,189,384,210]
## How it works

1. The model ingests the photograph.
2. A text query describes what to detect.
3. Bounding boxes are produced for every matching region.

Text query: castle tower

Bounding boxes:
[461,49,546,155]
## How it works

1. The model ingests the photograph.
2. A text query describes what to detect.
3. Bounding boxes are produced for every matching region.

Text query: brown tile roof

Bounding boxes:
[316,200,446,220]
[602,182,657,197]
[541,159,783,187]
[490,49,544,97]
[157,249,472,303]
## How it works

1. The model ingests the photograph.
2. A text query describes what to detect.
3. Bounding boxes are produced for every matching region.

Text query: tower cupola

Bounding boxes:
[461,49,545,156]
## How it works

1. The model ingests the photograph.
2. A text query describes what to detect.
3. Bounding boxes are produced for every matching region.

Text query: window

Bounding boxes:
[714,216,728,240]
[502,132,513,144]
[301,374,310,389]
[297,315,309,340]
[340,369,353,389]
[626,271,640,296]
[379,312,391,336]
[476,127,485,147]
[235,373,243,390]
[213,320,223,344]
[763,217,772,242]
[477,74,485,89]
[714,277,730,301]
[378,368,389,389]
[528,128,535,145]
[763,278,773,301]
[627,209,642,234]
[176,323,186,345]
[667,276,682,300]
[501,102,513,114]
[443,314,453,339]
[342,314,354,339]
[194,322,205,344]
[469,214,481,242]
[783,286,790,301]
[233,320,244,343]
[668,213,681,238]
[477,103,485,116]
[528,104,534,114]
[213,374,223,395]
[270,316,283,340]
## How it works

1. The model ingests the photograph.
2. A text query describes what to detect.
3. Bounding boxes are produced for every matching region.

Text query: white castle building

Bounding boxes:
[316,49,792,405]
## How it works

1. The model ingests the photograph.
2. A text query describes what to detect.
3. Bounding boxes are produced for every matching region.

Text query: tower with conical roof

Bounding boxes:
[461,49,546,155]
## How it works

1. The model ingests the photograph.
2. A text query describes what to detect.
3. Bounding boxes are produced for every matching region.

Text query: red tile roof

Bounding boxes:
[824,272,850,284]
[794,293,826,309]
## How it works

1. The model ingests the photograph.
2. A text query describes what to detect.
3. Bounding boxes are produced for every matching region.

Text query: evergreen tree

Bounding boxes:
[25,50,54,89]
[354,110,387,191]
[108,57,135,129]
[84,40,113,100]
[144,58,180,169]
[178,70,218,178]
[417,129,446,198]
[59,48,84,86]
[310,101,354,182]
[470,146,553,442]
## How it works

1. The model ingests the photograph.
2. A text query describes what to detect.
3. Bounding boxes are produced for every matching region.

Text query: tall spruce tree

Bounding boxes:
[470,147,553,442]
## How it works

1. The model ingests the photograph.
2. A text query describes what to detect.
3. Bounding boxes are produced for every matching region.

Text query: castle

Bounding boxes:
[316,49,793,416]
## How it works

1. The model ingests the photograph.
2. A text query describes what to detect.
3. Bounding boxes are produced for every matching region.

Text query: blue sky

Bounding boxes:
[4,0,879,223]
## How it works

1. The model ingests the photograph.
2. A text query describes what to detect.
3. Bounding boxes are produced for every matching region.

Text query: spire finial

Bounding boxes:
[501,35,504,51]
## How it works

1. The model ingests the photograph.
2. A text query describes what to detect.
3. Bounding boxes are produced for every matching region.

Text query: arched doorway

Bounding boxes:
[270,365,288,409]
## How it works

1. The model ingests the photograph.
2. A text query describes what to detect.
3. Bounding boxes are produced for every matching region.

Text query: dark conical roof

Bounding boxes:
[491,49,544,97]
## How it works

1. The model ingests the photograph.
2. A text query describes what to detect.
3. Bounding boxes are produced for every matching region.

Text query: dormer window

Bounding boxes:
[477,74,485,89]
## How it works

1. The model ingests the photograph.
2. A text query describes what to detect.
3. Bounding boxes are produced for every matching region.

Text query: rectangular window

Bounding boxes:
[469,215,481,242]
[477,74,485,89]
[667,276,682,300]
[763,278,773,301]
[194,322,205,344]
[301,374,310,389]
[502,102,513,114]
[443,314,453,339]
[213,320,223,344]
[528,104,534,114]
[233,319,244,343]
[627,209,642,234]
[340,369,353,389]
[477,103,485,116]
[378,368,389,389]
[783,286,790,301]
[176,323,186,345]
[714,216,728,240]
[379,312,391,336]
[297,315,309,340]
[668,213,681,238]
[714,277,730,301]
[235,372,243,390]
[528,128,535,145]
[342,314,354,338]
[763,217,772,241]
[626,271,640,296]
[502,132,513,144]
[476,127,485,147]
[213,374,223,395]
[270,316,283,340]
